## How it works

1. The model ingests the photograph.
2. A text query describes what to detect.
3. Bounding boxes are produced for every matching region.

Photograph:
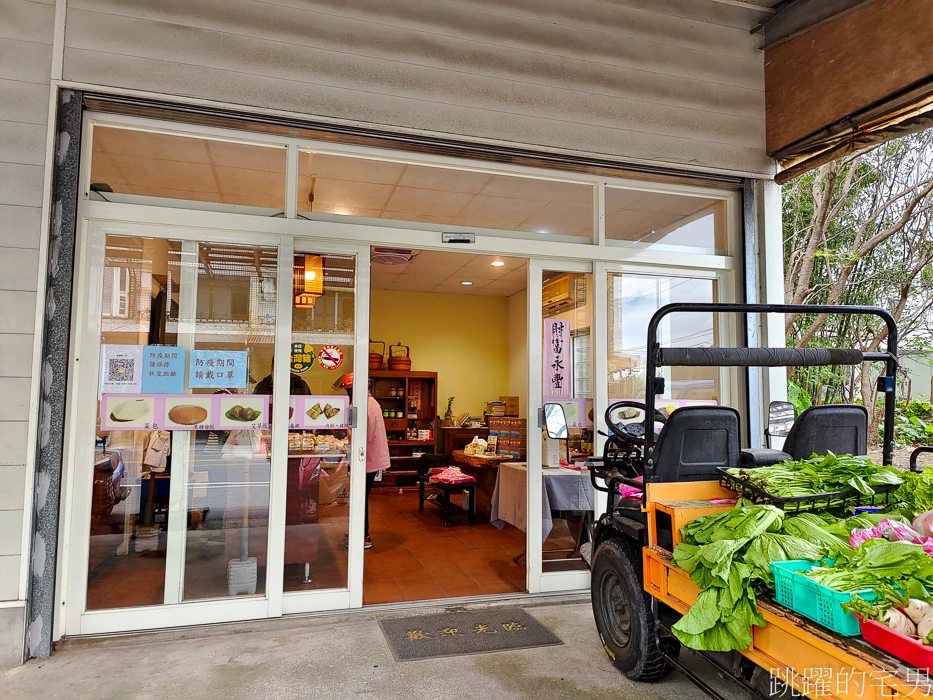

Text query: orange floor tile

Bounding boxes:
[363,488,527,604]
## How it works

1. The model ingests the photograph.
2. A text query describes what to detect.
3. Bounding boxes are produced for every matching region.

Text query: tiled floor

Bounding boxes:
[363,488,527,604]
[86,485,584,611]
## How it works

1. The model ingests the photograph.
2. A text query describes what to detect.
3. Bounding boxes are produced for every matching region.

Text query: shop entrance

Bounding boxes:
[363,249,528,603]
[362,249,596,604]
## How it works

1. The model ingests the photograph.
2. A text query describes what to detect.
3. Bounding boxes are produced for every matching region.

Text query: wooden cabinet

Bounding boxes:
[370,370,437,486]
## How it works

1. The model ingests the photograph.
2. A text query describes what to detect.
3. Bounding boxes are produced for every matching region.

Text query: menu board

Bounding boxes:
[288,395,350,430]
[101,394,269,431]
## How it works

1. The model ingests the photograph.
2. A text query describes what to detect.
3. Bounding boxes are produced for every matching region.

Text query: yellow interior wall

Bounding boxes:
[370,290,510,417]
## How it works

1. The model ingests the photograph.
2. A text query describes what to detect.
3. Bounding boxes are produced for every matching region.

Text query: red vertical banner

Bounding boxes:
[544,318,571,399]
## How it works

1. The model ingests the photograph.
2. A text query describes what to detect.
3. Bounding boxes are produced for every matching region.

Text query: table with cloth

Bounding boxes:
[489,462,594,541]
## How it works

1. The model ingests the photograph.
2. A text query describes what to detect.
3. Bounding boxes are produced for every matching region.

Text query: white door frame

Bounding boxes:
[527,258,595,595]
[58,218,372,635]
[280,237,371,615]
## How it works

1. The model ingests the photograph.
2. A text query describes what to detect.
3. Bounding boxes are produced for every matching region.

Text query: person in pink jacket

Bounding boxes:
[339,373,390,549]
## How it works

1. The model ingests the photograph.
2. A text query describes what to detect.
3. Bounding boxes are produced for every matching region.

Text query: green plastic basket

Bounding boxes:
[771,559,875,637]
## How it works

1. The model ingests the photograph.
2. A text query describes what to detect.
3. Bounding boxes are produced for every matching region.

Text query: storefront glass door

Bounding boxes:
[282,248,358,595]
[83,234,279,610]
[526,260,596,594]
[64,224,370,634]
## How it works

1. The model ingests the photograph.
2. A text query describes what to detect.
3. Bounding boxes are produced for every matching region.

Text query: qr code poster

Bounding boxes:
[100,344,143,395]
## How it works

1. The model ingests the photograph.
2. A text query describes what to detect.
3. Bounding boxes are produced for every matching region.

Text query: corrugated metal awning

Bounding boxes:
[773,78,933,184]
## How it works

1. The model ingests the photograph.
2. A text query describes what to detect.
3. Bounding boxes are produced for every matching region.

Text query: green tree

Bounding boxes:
[783,131,933,437]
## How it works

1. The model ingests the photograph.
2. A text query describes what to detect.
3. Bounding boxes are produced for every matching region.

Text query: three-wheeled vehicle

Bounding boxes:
[546,303,933,699]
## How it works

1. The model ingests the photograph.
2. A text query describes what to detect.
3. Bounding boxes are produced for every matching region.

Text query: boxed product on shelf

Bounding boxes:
[499,395,520,416]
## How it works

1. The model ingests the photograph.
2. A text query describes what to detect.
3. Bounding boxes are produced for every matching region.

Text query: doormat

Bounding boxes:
[378,607,562,662]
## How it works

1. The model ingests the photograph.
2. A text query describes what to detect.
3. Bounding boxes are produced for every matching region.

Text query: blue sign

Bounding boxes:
[141,346,186,394]
[189,350,248,389]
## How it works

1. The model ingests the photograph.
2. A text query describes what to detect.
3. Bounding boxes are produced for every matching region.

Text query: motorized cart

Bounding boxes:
[547,303,933,699]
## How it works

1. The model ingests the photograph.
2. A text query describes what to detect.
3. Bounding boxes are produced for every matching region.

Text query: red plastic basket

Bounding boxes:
[857,615,933,672]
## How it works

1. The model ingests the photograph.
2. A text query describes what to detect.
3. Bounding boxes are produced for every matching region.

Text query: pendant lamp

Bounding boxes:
[294,254,324,308]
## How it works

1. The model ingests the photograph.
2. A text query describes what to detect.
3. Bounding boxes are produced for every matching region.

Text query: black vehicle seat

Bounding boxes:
[648,406,740,482]
[783,404,868,459]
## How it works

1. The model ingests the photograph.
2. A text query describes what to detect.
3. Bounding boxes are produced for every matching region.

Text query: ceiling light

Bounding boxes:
[490,260,505,267]
[461,281,473,286]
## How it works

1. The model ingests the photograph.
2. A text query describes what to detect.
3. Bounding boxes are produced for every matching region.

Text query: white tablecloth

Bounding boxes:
[490,463,594,540]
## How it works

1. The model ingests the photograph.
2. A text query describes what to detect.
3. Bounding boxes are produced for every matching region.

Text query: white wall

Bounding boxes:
[903,357,933,401]
[61,0,771,177]
[0,0,55,668]
[508,289,528,417]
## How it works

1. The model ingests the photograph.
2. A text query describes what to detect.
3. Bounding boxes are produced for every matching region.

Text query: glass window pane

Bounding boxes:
[541,271,593,574]
[607,273,720,407]
[88,235,278,610]
[182,242,277,602]
[88,236,178,610]
[90,127,287,213]
[298,151,594,239]
[283,251,356,592]
[605,188,727,254]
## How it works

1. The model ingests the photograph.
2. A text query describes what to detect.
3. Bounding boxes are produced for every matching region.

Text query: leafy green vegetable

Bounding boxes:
[672,505,830,652]
[681,504,783,546]
[726,452,902,500]
[841,593,881,621]
[782,514,850,556]
[895,466,933,518]
[672,586,765,653]
[743,533,824,587]
[806,540,933,595]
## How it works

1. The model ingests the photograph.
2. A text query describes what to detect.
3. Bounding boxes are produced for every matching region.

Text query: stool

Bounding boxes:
[431,481,475,527]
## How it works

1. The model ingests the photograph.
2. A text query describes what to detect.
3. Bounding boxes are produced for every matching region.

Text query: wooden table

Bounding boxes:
[442,427,489,458]
[451,449,511,517]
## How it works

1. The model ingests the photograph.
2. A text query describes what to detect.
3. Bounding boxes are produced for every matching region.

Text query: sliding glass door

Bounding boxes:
[63,223,370,634]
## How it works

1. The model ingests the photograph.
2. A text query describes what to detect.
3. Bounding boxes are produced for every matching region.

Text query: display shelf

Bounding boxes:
[371,370,437,487]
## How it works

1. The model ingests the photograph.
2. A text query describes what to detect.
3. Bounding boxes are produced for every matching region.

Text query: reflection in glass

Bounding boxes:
[87,236,278,610]
[90,126,287,213]
[297,151,593,239]
[541,272,593,573]
[182,243,277,601]
[605,188,726,254]
[88,237,179,610]
[607,273,719,407]
[283,252,355,592]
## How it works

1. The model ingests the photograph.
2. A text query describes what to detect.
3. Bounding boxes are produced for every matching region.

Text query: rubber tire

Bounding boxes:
[591,537,675,681]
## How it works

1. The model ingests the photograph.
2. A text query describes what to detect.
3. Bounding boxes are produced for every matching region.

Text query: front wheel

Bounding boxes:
[591,538,675,681]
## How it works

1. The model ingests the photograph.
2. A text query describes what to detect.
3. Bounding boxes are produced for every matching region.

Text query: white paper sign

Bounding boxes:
[100,344,143,395]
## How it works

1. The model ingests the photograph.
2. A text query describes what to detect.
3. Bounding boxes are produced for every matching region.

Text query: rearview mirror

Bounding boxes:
[768,400,794,438]
[544,402,568,439]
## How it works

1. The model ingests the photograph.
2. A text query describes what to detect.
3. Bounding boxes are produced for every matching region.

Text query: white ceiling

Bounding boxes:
[371,250,528,297]
[91,127,724,249]
[91,128,287,209]
[299,153,594,238]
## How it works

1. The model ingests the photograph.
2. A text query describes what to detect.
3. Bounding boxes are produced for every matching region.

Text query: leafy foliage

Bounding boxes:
[671,505,825,652]
[895,466,933,516]
[783,132,933,436]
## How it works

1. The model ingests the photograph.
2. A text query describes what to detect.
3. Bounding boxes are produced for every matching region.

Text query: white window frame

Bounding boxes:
[54,110,740,639]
